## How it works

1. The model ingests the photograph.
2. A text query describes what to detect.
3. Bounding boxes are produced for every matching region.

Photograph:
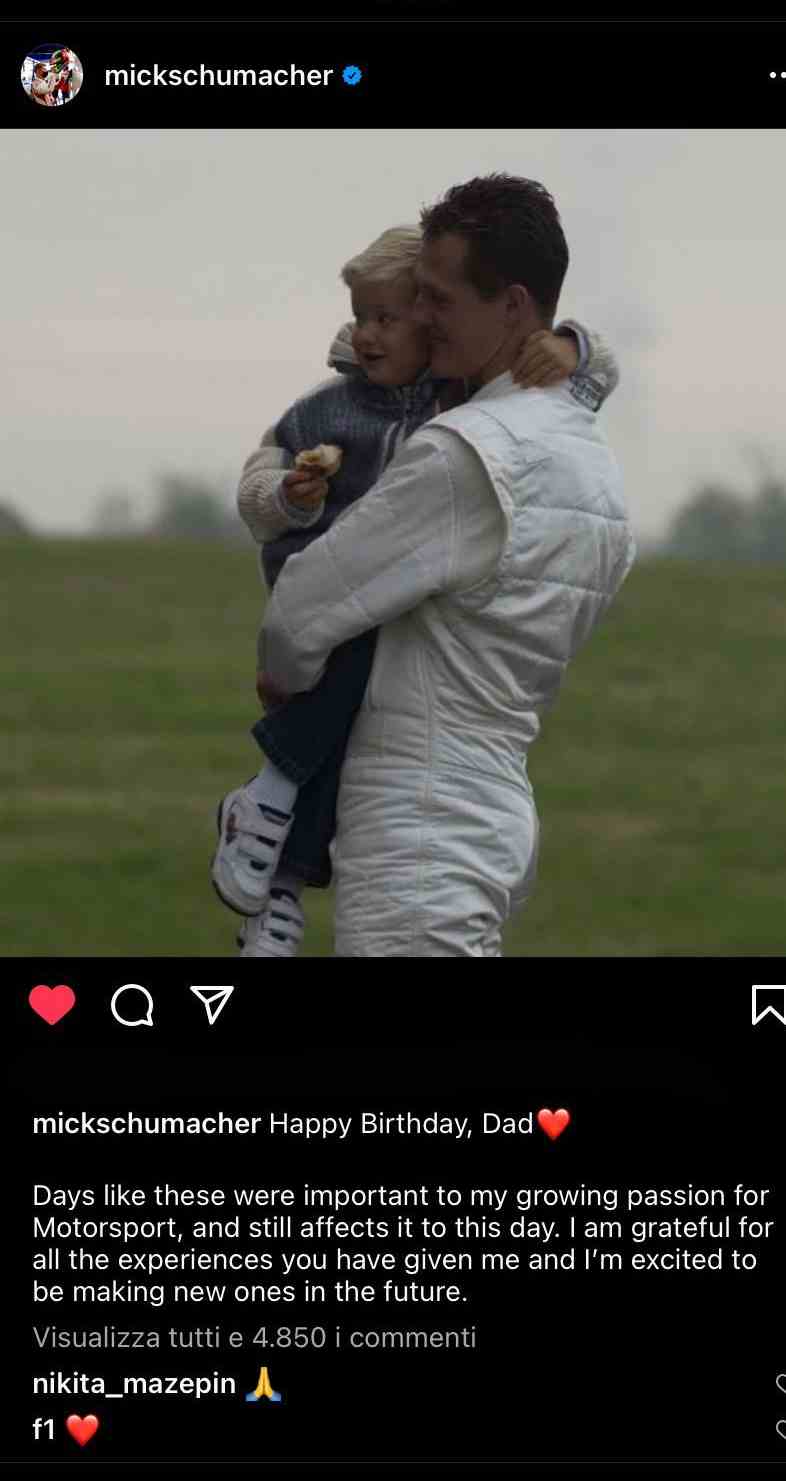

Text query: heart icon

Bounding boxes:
[66,1415,99,1448]
[777,1419,786,1442]
[777,1374,786,1396]
[29,985,76,1026]
[537,1107,571,1141]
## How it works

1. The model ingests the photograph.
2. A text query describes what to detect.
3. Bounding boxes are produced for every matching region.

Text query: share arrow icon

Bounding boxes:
[190,986,235,1025]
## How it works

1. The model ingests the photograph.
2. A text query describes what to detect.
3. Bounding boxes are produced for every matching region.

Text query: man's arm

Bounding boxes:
[258,434,464,694]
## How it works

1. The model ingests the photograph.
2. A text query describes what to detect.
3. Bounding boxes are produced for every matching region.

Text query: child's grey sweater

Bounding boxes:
[237,319,618,591]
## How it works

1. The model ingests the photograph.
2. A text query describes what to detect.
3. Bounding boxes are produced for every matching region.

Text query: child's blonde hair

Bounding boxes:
[340,226,422,287]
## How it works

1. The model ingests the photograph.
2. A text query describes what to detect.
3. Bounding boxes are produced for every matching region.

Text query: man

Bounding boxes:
[51,48,73,104]
[258,174,636,956]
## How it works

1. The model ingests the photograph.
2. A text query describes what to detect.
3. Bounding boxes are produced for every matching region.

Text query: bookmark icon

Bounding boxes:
[246,1366,282,1403]
[751,986,786,1026]
[190,987,235,1025]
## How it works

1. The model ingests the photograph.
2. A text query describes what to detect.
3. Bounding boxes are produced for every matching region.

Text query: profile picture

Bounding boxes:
[21,44,83,108]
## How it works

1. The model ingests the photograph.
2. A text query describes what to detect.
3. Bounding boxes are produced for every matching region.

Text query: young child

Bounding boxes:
[212,225,619,956]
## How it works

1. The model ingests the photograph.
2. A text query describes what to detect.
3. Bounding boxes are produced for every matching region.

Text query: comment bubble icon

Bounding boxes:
[111,984,155,1028]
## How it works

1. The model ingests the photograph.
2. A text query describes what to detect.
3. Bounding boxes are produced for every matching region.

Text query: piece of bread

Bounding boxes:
[294,444,343,477]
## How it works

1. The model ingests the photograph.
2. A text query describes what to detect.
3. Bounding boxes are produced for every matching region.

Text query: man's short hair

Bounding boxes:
[419,174,569,321]
[340,226,422,288]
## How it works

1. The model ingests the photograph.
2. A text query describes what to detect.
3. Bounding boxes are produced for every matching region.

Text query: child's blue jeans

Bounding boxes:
[250,627,378,887]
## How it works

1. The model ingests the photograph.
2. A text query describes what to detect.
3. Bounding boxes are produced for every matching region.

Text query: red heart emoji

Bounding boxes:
[29,984,76,1026]
[66,1415,99,1448]
[537,1107,571,1141]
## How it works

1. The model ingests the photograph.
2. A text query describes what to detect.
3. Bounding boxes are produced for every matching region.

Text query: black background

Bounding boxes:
[4,20,786,126]
[4,975,786,1468]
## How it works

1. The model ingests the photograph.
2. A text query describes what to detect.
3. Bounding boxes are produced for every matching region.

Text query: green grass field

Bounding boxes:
[3,539,786,956]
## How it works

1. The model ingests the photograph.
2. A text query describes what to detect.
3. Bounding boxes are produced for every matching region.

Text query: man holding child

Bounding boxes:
[214,173,634,957]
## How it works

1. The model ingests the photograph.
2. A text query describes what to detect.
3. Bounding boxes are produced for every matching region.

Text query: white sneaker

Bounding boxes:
[211,786,295,916]
[237,889,305,958]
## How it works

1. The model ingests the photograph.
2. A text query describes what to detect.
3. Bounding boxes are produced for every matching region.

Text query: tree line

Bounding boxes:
[3,463,786,559]
[658,466,786,562]
[0,475,246,544]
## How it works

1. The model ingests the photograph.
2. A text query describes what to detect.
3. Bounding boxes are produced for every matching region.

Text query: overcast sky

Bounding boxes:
[3,128,785,538]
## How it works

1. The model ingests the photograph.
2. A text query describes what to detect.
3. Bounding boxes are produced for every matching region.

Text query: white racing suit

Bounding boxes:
[260,371,636,956]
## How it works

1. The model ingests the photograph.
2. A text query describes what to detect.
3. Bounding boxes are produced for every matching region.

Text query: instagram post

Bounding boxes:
[1,20,784,960]
[3,11,786,1471]
[5,984,786,1469]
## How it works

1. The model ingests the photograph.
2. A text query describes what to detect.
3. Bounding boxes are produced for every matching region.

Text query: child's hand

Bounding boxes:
[282,469,328,511]
[511,329,579,388]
